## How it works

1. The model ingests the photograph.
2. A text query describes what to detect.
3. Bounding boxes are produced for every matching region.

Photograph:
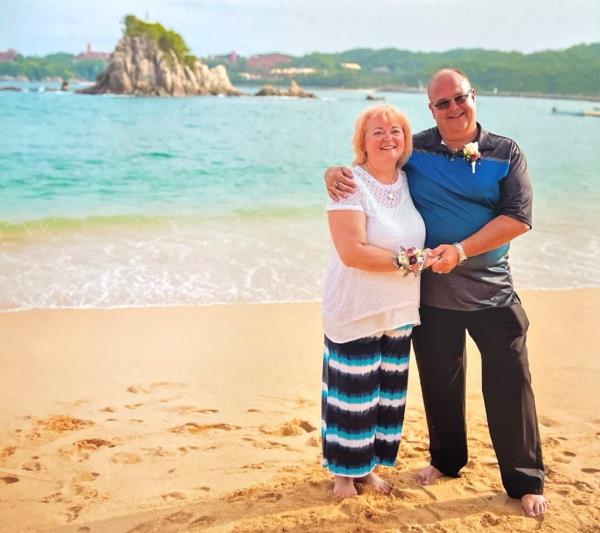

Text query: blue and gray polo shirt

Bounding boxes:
[404,124,533,311]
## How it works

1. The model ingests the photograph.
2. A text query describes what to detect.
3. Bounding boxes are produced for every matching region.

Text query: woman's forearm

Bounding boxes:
[337,242,398,272]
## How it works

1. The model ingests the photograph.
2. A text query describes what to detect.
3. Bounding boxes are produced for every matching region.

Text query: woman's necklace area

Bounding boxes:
[363,164,397,200]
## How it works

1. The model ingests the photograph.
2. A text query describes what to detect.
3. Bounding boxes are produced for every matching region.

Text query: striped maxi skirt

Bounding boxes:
[321,325,412,477]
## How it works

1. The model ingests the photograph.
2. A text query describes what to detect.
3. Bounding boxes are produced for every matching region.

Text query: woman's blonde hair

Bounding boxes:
[352,105,413,167]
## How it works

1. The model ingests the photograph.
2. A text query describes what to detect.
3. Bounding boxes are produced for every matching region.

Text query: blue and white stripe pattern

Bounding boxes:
[321,325,412,477]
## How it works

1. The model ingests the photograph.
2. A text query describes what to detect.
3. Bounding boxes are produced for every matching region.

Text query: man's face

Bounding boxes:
[428,73,477,141]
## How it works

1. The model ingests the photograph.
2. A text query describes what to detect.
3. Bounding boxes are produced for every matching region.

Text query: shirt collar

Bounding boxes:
[423,123,494,152]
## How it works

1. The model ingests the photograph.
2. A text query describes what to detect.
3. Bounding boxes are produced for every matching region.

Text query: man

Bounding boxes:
[324,68,548,517]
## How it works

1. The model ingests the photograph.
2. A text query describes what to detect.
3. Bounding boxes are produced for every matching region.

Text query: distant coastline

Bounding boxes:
[2,42,599,100]
[3,77,599,103]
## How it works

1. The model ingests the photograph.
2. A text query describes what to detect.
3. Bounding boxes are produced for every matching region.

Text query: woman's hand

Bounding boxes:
[324,166,356,200]
[423,248,440,270]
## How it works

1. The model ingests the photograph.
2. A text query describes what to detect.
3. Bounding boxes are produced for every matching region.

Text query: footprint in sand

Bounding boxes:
[65,505,82,523]
[581,467,600,474]
[110,452,142,464]
[539,415,559,429]
[252,439,294,451]
[481,513,501,527]
[22,460,42,471]
[73,483,100,499]
[260,419,317,437]
[143,447,180,457]
[165,405,219,415]
[162,511,194,525]
[41,492,65,503]
[246,408,260,413]
[188,516,217,528]
[257,491,283,502]
[127,385,150,394]
[306,435,320,447]
[127,382,187,395]
[1,475,20,484]
[99,406,116,413]
[35,415,94,432]
[72,471,100,483]
[124,403,144,410]
[75,438,116,450]
[574,481,594,492]
[195,486,211,492]
[242,463,265,470]
[169,422,240,434]
[161,491,186,501]
[0,446,16,458]
[556,488,572,496]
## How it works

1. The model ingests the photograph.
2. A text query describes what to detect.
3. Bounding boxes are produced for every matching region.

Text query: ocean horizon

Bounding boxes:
[1,85,599,311]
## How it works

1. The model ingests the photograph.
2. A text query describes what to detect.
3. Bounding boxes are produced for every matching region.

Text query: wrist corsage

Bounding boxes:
[462,142,481,174]
[393,246,426,277]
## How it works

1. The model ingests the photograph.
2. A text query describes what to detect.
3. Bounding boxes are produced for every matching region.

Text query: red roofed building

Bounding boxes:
[245,53,291,72]
[76,43,111,61]
[0,49,18,62]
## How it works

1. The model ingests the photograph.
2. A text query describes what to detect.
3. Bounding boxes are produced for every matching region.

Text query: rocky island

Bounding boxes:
[255,80,316,98]
[79,15,239,96]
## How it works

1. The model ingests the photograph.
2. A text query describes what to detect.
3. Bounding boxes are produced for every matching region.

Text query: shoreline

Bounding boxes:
[1,289,599,531]
[1,285,599,314]
[233,81,600,103]
[3,79,600,103]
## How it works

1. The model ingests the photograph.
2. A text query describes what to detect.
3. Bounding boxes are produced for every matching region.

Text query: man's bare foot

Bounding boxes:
[415,465,444,485]
[332,475,357,498]
[521,494,548,517]
[355,472,392,495]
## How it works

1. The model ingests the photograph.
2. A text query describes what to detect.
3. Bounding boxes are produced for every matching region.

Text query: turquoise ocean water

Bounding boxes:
[1,83,599,310]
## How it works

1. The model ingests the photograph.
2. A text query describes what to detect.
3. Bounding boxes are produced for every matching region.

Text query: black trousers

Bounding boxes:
[412,303,544,498]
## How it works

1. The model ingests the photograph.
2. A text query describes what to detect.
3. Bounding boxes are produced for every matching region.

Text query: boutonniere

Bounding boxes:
[462,142,481,174]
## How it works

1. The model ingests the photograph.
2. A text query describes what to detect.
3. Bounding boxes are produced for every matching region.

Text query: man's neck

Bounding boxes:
[440,129,478,152]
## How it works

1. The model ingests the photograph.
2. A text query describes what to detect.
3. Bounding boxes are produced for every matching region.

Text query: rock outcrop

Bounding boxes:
[79,35,239,96]
[255,80,316,98]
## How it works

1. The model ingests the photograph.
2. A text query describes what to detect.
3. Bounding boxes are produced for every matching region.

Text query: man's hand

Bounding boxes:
[324,166,355,200]
[430,244,460,274]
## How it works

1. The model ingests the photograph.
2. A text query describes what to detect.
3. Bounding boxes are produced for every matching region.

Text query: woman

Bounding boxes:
[321,105,434,498]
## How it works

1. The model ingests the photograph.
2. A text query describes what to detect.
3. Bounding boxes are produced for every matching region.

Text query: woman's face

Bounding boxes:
[363,115,405,166]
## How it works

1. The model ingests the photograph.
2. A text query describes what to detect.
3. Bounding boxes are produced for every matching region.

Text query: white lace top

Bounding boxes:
[322,165,426,343]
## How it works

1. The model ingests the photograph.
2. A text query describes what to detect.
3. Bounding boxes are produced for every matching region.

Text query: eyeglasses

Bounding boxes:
[432,89,474,110]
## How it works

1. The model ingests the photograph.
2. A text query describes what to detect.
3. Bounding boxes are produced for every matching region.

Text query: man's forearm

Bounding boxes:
[461,215,530,258]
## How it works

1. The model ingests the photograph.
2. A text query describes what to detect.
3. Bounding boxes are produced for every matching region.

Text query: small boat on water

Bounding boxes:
[552,107,600,117]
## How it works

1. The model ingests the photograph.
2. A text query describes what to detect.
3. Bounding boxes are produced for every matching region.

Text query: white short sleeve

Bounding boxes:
[326,185,366,213]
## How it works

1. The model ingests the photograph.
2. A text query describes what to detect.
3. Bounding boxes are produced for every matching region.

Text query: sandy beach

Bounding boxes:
[0,289,599,532]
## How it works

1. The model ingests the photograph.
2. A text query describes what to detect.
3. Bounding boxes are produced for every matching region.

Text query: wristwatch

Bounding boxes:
[452,242,468,264]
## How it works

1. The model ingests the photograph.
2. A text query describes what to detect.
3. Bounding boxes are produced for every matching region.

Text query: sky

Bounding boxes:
[1,0,599,57]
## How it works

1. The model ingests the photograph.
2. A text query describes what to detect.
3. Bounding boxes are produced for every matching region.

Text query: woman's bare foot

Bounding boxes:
[332,475,357,498]
[415,464,444,485]
[521,494,548,517]
[355,472,392,495]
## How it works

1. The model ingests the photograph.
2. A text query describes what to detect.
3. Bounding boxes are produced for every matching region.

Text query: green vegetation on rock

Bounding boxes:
[123,14,197,68]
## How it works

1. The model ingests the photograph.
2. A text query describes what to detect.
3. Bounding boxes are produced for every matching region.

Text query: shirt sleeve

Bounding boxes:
[498,142,533,228]
[326,185,366,212]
